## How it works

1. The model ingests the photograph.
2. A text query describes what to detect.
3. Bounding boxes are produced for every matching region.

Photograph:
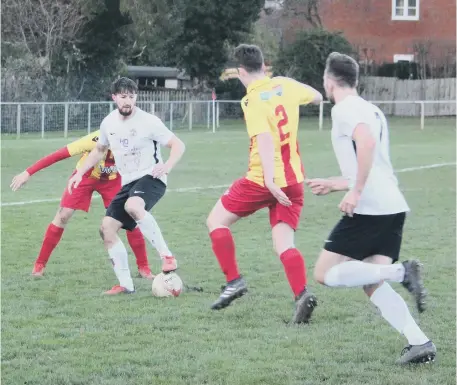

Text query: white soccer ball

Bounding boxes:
[151,272,183,297]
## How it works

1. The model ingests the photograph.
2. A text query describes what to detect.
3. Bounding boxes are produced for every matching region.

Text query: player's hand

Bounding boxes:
[305,178,333,196]
[67,173,83,195]
[10,171,31,191]
[338,189,360,217]
[151,163,170,178]
[265,181,292,207]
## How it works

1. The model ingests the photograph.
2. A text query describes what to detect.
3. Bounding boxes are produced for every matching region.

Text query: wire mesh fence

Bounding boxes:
[1,99,455,138]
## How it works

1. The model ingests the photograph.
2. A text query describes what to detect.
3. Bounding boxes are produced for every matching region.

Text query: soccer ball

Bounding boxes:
[151,272,183,297]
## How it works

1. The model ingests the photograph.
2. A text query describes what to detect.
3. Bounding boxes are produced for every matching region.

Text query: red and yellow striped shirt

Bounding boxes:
[242,76,315,188]
[69,131,118,181]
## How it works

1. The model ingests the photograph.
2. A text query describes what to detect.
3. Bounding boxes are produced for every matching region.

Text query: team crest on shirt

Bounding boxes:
[273,85,283,96]
[130,128,137,136]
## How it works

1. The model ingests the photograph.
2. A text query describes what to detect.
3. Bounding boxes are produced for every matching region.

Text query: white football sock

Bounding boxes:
[108,239,134,291]
[324,261,405,287]
[370,282,429,346]
[136,212,172,258]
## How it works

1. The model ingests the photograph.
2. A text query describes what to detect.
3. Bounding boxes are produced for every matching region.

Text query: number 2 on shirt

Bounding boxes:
[275,105,290,142]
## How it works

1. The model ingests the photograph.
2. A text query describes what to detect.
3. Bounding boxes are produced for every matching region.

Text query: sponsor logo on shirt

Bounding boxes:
[259,85,283,101]
[99,165,117,174]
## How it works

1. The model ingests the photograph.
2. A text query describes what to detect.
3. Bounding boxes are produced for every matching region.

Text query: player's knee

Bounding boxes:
[206,214,215,231]
[313,268,327,285]
[271,222,295,256]
[124,197,144,220]
[206,208,222,231]
[55,208,73,226]
[99,221,117,246]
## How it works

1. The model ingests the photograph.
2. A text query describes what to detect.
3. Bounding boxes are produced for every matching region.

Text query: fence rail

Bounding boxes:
[1,100,455,138]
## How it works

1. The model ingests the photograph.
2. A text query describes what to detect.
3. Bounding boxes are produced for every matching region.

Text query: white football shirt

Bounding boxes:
[331,95,410,215]
[98,107,174,186]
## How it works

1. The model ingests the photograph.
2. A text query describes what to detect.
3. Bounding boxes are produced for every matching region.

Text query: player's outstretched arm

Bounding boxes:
[10,147,72,191]
[305,177,350,195]
[275,76,323,105]
[67,142,108,193]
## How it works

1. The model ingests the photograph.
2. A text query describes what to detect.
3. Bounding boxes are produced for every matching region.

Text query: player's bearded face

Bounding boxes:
[114,93,137,116]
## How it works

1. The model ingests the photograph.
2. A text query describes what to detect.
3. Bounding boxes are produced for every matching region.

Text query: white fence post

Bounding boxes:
[212,99,216,133]
[216,101,220,128]
[87,103,92,134]
[420,101,425,130]
[169,102,174,131]
[16,104,21,139]
[207,102,210,129]
[188,102,193,131]
[41,104,45,138]
[64,103,69,138]
[110,103,114,112]
[150,102,155,115]
[319,102,324,131]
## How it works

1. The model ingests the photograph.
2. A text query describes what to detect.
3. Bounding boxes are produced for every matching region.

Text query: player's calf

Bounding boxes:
[52,207,75,227]
[124,196,146,221]
[272,224,317,323]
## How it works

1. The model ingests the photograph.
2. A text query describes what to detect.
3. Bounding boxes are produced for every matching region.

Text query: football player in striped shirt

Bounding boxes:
[207,44,323,323]
[10,131,154,281]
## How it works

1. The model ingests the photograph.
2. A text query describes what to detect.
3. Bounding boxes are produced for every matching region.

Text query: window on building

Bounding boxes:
[393,54,415,63]
[392,0,419,21]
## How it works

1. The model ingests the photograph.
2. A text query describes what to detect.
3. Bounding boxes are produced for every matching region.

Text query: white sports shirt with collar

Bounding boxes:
[98,107,174,186]
[330,95,410,215]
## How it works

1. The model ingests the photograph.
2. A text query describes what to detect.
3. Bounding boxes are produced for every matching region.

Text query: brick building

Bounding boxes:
[284,0,456,67]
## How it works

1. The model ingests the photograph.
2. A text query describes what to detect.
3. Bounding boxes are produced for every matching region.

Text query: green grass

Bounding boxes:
[1,117,456,385]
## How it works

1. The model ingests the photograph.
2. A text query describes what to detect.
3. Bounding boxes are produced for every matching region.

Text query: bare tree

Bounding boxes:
[282,0,322,28]
[413,40,431,80]
[2,0,92,100]
[3,0,88,72]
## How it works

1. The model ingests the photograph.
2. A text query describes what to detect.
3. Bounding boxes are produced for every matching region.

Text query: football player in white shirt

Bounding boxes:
[68,78,185,295]
[305,52,436,364]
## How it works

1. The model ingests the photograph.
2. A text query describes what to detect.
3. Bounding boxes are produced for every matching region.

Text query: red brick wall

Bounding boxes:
[285,0,456,64]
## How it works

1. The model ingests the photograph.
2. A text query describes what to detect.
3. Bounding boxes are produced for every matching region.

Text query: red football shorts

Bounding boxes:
[60,172,121,212]
[221,177,304,230]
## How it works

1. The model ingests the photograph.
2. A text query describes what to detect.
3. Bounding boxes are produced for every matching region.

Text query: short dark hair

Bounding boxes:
[234,44,264,73]
[325,52,359,88]
[111,77,138,95]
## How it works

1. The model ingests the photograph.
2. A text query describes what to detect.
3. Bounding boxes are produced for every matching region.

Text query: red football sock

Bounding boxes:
[280,248,307,297]
[35,223,64,265]
[210,228,240,282]
[127,227,149,268]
